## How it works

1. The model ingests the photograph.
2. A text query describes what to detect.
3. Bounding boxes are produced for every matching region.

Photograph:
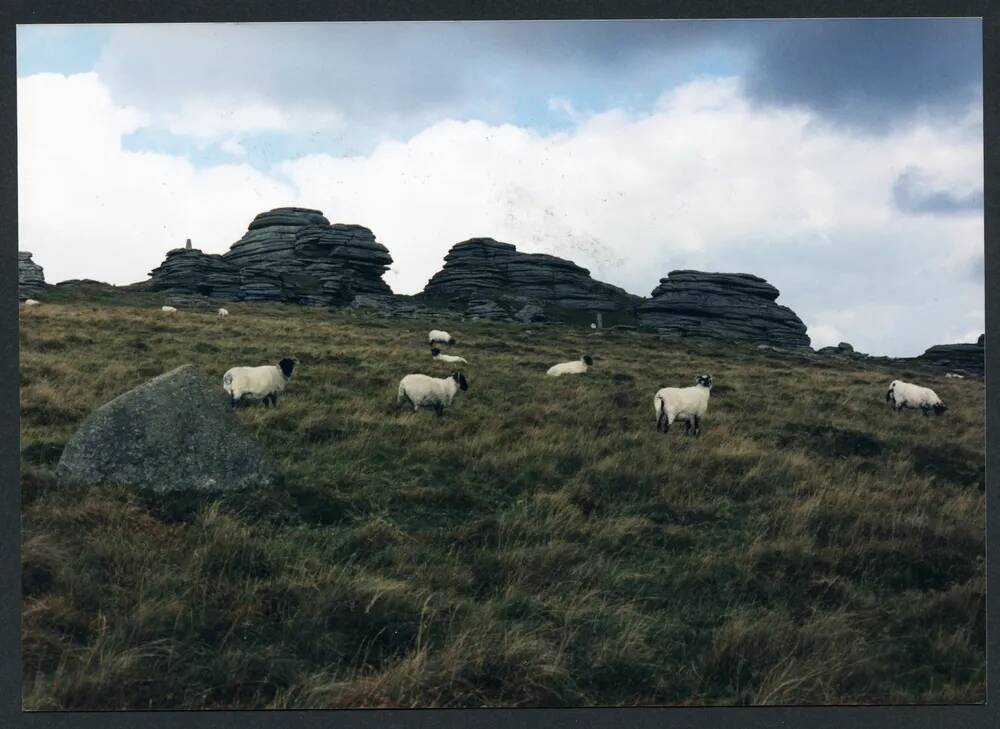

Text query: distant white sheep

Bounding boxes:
[397,371,468,416]
[431,347,468,364]
[886,379,947,416]
[222,357,298,407]
[161,305,177,313]
[546,354,593,377]
[22,299,40,306]
[944,372,964,379]
[217,308,229,317]
[429,329,456,345]
[654,374,713,436]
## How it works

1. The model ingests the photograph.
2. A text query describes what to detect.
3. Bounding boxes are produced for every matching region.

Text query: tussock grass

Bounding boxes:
[19,297,985,708]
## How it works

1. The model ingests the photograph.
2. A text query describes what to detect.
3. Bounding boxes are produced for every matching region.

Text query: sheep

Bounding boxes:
[161,305,177,313]
[22,299,40,306]
[546,354,594,377]
[654,374,713,436]
[944,372,964,379]
[222,357,298,407]
[886,379,947,416]
[397,371,468,416]
[217,308,229,317]
[431,347,468,365]
[429,329,456,345]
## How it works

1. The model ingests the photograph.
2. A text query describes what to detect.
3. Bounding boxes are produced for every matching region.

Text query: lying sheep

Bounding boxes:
[161,305,177,313]
[397,371,468,416]
[944,372,964,379]
[23,299,40,306]
[546,354,594,377]
[218,308,229,317]
[222,357,298,407]
[431,347,468,364]
[654,374,713,436]
[429,329,456,345]
[886,379,947,416]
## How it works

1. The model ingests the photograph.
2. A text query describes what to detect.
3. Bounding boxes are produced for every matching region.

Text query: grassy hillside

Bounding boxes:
[19,297,985,708]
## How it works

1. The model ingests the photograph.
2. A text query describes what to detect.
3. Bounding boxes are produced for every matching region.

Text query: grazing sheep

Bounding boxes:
[429,329,456,345]
[217,308,229,317]
[944,372,964,379]
[397,371,469,416]
[886,379,947,416]
[161,305,177,313]
[654,374,713,436]
[22,299,40,306]
[222,357,298,407]
[431,347,468,365]
[546,354,594,377]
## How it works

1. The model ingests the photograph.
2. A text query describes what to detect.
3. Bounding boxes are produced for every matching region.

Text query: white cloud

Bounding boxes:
[161,98,345,140]
[17,72,983,357]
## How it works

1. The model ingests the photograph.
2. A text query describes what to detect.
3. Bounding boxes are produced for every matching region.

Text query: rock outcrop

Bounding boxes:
[56,365,278,494]
[637,270,810,347]
[422,237,640,314]
[148,208,392,306]
[916,335,984,377]
[18,251,46,300]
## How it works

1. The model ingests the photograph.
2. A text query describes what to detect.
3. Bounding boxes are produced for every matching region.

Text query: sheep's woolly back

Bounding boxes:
[887,380,944,409]
[654,382,711,422]
[161,305,177,313]
[428,329,454,344]
[546,356,592,377]
[223,364,293,402]
[397,373,466,410]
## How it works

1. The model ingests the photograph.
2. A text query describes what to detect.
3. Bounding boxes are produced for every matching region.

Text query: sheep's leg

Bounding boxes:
[434,404,444,417]
[271,392,279,407]
[684,419,692,436]
[693,415,702,437]
[656,411,666,432]
[921,405,931,417]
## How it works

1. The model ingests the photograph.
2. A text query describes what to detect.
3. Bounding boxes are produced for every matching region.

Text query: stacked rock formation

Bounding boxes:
[148,208,392,306]
[18,251,46,299]
[422,237,639,314]
[916,334,984,376]
[637,270,810,347]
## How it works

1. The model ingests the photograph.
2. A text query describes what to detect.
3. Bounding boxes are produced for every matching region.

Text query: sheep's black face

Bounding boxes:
[697,374,713,388]
[454,372,469,391]
[934,402,948,415]
[583,355,594,366]
[279,358,297,378]
[431,348,441,356]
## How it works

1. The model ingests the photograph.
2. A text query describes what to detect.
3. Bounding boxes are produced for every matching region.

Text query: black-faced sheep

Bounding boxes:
[886,379,947,416]
[222,357,298,407]
[397,371,468,416]
[546,354,594,377]
[654,374,713,435]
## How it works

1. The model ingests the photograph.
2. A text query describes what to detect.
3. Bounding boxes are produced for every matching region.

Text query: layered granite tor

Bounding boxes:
[637,270,810,347]
[18,251,46,300]
[149,208,392,306]
[422,237,640,313]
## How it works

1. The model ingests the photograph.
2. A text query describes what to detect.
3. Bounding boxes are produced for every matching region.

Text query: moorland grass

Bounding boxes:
[19,296,985,708]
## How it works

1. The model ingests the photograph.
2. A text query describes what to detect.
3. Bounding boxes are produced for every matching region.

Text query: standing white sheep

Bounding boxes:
[222,357,298,407]
[397,371,469,416]
[654,374,713,436]
[161,305,177,313]
[431,347,468,364]
[429,329,456,345]
[217,308,229,317]
[886,379,947,416]
[546,354,594,377]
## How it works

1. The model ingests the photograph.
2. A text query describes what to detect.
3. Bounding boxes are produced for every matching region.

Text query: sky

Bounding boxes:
[16,19,984,357]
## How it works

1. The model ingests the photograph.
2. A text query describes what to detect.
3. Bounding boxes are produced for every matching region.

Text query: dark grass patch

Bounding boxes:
[21,441,65,465]
[776,423,885,458]
[910,445,984,488]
